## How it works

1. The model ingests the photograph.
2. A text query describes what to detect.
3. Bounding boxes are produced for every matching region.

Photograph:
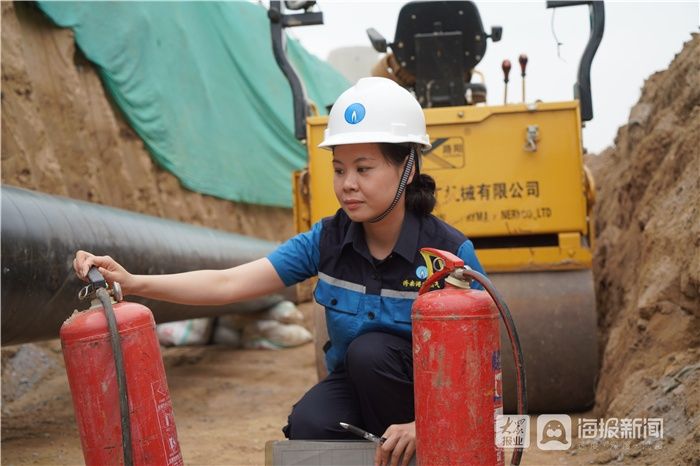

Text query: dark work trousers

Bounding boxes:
[283,332,414,440]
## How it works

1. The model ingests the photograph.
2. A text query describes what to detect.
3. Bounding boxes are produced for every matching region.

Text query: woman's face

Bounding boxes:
[332,143,404,223]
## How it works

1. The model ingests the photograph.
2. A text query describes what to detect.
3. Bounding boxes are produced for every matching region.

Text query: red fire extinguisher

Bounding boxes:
[412,248,527,466]
[61,268,183,466]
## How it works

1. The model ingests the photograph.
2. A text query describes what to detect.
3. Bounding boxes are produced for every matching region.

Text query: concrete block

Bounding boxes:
[265,440,416,466]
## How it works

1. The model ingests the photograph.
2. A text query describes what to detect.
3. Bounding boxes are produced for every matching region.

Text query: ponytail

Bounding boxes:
[379,143,437,216]
[406,172,436,216]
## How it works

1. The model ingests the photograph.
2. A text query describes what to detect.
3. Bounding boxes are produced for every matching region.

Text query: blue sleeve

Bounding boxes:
[456,239,486,290]
[267,221,322,286]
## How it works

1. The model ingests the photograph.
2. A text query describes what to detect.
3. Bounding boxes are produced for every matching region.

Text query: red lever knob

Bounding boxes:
[502,59,512,82]
[519,54,528,76]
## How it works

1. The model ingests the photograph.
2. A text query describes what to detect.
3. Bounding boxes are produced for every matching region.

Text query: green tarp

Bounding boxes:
[38,1,349,207]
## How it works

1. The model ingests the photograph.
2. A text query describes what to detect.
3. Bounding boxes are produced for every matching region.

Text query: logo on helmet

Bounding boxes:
[344,103,366,125]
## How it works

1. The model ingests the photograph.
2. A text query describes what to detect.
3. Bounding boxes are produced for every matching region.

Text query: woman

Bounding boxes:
[74,77,485,466]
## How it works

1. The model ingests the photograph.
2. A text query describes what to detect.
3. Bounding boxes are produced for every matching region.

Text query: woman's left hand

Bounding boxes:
[374,421,416,466]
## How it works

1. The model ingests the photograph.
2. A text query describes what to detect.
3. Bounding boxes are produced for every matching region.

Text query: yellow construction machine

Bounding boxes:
[270,0,603,413]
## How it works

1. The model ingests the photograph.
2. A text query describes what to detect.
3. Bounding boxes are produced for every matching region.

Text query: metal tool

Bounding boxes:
[339,422,386,445]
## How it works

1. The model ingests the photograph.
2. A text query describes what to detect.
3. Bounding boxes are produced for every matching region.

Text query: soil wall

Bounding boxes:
[1,2,294,242]
[586,33,699,464]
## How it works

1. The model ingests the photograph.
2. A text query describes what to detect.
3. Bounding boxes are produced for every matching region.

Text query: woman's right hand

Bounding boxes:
[73,252,285,306]
[73,250,135,294]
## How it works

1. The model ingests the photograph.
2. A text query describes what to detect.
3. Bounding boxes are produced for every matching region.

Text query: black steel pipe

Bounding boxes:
[1,185,294,346]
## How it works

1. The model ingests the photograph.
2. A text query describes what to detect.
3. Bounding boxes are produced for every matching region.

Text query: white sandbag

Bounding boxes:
[262,300,305,325]
[211,322,242,347]
[241,320,313,350]
[156,318,213,346]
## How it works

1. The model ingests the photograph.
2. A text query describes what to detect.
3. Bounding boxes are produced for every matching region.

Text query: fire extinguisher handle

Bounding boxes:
[79,267,123,303]
[418,248,464,295]
[87,266,106,289]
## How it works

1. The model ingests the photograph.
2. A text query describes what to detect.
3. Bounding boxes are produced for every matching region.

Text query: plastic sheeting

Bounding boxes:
[38,2,349,207]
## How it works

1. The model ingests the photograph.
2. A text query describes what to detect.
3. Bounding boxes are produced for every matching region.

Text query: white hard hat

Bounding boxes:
[319,77,431,151]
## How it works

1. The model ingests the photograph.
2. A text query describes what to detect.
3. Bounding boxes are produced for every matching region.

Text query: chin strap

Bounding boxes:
[368,146,416,224]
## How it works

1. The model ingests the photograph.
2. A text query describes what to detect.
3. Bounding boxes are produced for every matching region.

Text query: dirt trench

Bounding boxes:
[1,1,698,464]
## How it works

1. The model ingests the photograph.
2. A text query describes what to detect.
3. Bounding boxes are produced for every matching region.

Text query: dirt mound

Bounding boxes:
[1,2,292,242]
[585,33,700,464]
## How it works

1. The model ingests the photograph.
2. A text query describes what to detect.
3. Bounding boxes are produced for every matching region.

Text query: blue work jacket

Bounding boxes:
[268,209,486,373]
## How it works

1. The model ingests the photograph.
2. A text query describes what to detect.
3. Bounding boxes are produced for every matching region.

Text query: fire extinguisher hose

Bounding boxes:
[459,268,527,466]
[90,269,134,466]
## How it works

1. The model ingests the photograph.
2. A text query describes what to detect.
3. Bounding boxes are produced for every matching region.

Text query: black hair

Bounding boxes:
[379,143,436,216]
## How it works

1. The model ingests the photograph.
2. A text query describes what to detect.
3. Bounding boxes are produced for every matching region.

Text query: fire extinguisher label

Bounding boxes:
[492,350,505,463]
[152,381,184,465]
[492,350,503,405]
